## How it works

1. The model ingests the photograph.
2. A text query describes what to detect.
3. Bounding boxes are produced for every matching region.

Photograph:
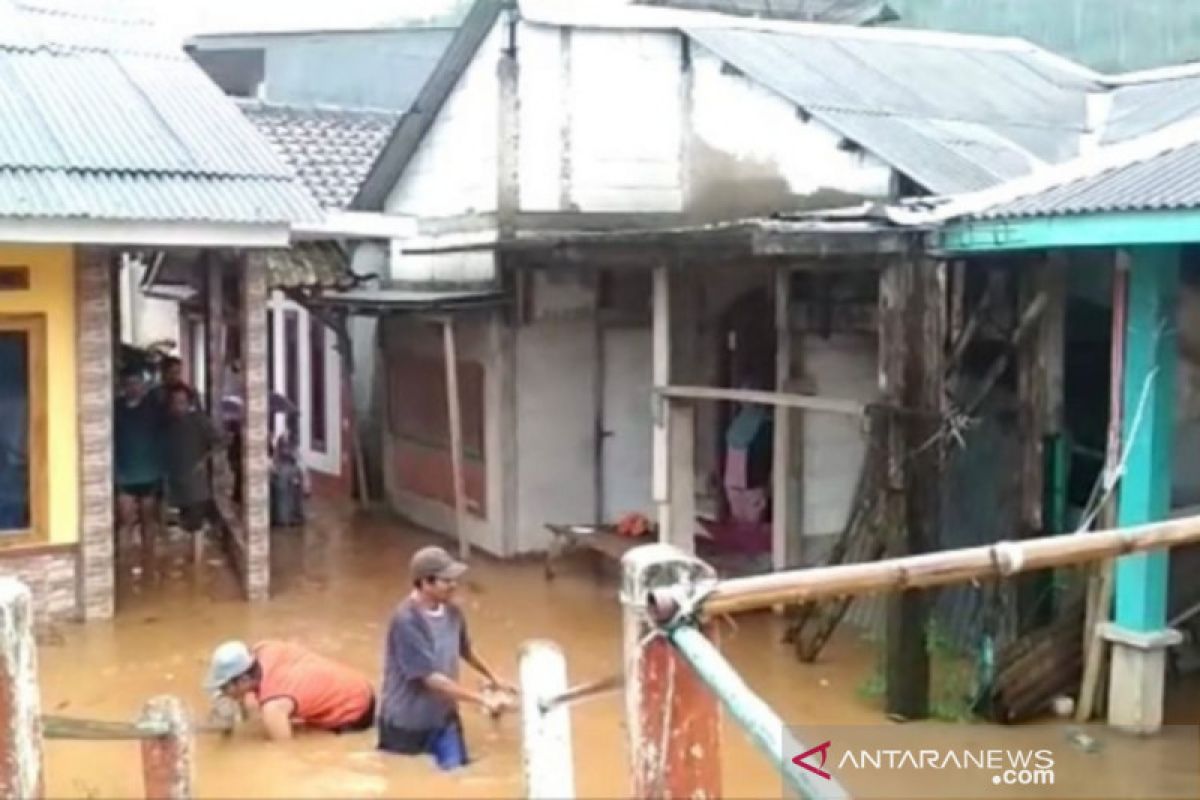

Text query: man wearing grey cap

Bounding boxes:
[378,545,515,770]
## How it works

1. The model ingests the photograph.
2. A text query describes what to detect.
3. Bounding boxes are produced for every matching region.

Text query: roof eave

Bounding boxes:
[0,217,292,249]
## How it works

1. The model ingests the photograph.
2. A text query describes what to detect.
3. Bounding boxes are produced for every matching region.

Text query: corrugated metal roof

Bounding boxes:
[1102,73,1200,145]
[0,0,320,226]
[976,139,1200,219]
[687,26,1098,194]
[238,102,400,210]
[634,0,896,24]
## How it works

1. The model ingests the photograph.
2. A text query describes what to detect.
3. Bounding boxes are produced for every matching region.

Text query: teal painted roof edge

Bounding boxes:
[938,209,1200,253]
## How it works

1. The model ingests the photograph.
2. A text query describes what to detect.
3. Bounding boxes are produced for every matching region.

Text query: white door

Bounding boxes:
[600,326,654,521]
[268,292,342,477]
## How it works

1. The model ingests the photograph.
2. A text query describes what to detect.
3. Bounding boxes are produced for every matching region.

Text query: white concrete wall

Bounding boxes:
[517,22,685,213]
[385,21,503,218]
[121,259,182,349]
[687,45,894,218]
[380,312,507,555]
[801,333,880,537]
[515,273,598,552]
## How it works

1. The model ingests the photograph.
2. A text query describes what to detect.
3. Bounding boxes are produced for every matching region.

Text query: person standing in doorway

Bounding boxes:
[378,546,516,770]
[163,385,222,562]
[114,366,163,579]
[149,355,200,413]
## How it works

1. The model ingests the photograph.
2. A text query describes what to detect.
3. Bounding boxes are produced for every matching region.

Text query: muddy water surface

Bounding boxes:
[39,505,1200,798]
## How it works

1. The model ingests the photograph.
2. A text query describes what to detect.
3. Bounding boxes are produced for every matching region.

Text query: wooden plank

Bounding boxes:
[652,266,671,530]
[773,267,793,572]
[442,319,470,560]
[1077,261,1128,723]
[658,385,865,417]
[667,401,695,555]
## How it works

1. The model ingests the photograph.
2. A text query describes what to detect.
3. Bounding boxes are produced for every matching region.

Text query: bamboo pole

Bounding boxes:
[668,625,849,800]
[699,513,1200,619]
[441,318,470,560]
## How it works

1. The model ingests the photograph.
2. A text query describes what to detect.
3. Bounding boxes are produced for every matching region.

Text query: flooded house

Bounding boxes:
[348,0,1101,577]
[0,0,319,621]
[901,74,1200,731]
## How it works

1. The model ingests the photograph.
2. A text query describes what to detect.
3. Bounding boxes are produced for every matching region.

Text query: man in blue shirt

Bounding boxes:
[114,366,163,579]
[378,546,516,770]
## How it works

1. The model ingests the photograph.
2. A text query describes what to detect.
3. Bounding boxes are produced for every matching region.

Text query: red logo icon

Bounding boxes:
[793,741,833,780]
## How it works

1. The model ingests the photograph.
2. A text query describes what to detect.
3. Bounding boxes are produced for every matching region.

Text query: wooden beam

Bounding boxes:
[698,511,1200,619]
[442,319,470,560]
[667,401,696,555]
[0,579,42,799]
[652,266,671,534]
[773,267,794,572]
[882,253,945,721]
[657,385,865,417]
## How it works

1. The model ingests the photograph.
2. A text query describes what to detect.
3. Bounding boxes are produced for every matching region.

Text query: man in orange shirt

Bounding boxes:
[205,639,375,741]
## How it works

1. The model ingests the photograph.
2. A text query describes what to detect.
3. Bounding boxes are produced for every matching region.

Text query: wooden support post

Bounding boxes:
[1015,259,1054,630]
[622,545,720,799]
[205,255,225,421]
[1106,245,1182,734]
[1078,261,1128,723]
[519,640,576,799]
[879,250,945,721]
[0,580,42,800]
[667,401,696,554]
[139,696,193,800]
[773,267,794,571]
[652,266,672,537]
[442,318,470,560]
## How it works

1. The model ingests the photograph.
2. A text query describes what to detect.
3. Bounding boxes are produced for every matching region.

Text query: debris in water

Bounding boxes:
[1065,727,1101,754]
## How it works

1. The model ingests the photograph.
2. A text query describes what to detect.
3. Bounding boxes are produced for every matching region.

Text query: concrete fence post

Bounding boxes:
[139,696,193,800]
[518,640,575,799]
[621,544,721,799]
[0,579,42,799]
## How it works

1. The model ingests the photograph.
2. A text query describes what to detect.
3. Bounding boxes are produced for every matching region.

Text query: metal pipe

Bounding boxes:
[538,674,624,714]
[667,625,848,800]
[702,512,1200,618]
[43,715,229,741]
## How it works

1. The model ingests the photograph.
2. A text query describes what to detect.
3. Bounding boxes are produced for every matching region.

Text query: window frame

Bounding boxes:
[0,315,47,545]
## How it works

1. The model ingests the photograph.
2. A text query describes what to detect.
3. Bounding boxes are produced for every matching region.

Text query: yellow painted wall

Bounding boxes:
[0,246,77,545]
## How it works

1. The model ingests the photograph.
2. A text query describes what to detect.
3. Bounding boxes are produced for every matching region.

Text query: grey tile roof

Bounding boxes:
[687,27,1100,194]
[634,0,896,24]
[0,0,319,225]
[975,139,1200,219]
[238,101,400,210]
[1103,73,1200,145]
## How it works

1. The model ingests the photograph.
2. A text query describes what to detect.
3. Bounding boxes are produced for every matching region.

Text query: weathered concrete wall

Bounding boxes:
[515,272,598,552]
[687,45,894,222]
[517,22,685,213]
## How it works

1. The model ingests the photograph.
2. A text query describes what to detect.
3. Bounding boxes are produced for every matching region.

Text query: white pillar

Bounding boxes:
[652,265,671,537]
[518,641,575,799]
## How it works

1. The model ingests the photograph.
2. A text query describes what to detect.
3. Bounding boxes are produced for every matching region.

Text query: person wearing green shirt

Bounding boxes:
[114,366,164,580]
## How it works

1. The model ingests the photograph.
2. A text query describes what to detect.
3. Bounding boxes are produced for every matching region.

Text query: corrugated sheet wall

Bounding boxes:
[890,0,1200,73]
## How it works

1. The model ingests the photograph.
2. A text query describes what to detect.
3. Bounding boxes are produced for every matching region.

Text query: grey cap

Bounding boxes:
[411,546,468,583]
[204,640,254,691]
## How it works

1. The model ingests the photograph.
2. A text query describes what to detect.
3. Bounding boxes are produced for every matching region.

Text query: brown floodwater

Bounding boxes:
[37,504,1200,798]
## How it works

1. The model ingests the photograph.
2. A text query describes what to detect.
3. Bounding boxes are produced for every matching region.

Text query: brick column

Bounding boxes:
[241,257,270,602]
[76,248,114,620]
